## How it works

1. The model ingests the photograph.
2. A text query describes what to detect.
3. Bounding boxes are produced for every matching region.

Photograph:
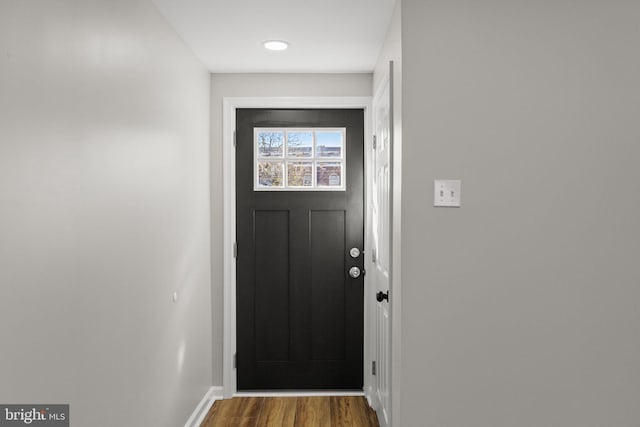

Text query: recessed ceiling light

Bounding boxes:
[263,40,289,51]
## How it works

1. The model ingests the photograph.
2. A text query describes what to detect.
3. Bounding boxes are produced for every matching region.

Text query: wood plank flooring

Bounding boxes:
[200,396,380,427]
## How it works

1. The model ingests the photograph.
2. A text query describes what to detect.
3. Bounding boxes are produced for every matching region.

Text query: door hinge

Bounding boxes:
[233,353,237,369]
[233,130,237,148]
[372,360,377,376]
[233,242,237,258]
[373,134,377,150]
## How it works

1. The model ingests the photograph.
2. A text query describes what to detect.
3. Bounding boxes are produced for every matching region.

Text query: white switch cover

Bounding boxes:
[434,180,461,207]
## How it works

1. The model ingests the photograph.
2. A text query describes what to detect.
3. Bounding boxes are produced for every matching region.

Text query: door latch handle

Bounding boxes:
[376,291,389,302]
[349,266,361,279]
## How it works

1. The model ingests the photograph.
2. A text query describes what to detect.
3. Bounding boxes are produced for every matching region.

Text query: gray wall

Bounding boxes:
[401,0,640,426]
[209,73,372,384]
[0,1,212,426]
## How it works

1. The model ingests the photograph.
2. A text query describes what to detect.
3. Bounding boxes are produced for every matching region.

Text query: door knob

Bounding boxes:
[376,291,389,302]
[349,266,361,279]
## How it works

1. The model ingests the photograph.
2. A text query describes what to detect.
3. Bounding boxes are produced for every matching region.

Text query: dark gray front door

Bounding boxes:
[236,108,364,390]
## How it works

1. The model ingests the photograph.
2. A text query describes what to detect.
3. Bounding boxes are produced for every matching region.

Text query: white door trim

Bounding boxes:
[223,97,373,398]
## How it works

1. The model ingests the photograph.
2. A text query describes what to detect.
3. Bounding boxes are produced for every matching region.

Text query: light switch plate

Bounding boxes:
[434,180,461,207]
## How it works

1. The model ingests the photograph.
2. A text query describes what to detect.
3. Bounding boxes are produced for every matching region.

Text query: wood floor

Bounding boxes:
[200,396,380,427]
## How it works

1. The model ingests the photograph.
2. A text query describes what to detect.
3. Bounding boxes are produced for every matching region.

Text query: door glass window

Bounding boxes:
[257,161,284,187]
[256,131,284,157]
[316,161,342,187]
[287,161,313,187]
[254,128,346,191]
[287,131,313,158]
[316,131,343,158]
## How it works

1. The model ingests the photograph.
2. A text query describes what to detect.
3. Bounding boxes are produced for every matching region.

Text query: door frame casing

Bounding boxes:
[222,97,373,398]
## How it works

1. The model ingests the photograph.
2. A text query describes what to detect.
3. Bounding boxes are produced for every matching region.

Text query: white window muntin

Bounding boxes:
[254,127,346,191]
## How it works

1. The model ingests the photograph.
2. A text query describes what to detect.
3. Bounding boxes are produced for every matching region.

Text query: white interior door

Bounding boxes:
[371,66,392,427]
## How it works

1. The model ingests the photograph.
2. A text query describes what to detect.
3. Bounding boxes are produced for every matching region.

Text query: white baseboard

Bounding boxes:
[184,386,223,427]
[365,393,374,408]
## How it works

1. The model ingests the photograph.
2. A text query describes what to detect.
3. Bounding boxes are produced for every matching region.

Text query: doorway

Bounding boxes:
[222,97,373,397]
[235,108,364,390]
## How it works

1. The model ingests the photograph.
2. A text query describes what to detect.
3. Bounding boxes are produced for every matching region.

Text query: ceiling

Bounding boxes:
[151,0,396,73]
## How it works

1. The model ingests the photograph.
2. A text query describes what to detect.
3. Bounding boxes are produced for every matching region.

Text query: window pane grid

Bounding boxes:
[255,128,345,191]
